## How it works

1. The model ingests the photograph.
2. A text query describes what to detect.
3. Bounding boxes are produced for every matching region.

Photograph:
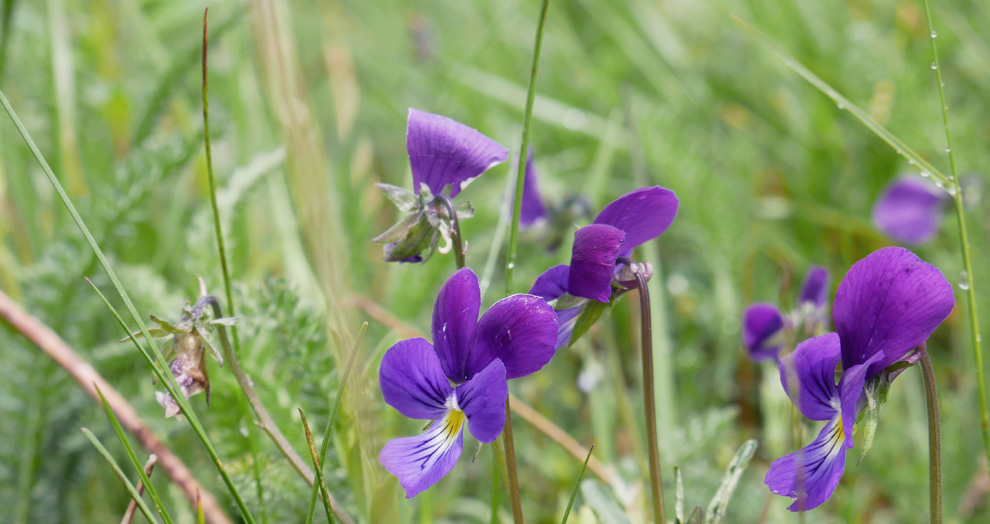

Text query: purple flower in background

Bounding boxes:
[765,247,953,511]
[872,176,951,245]
[379,268,558,497]
[530,186,679,348]
[520,151,547,227]
[741,266,829,362]
[373,110,508,263]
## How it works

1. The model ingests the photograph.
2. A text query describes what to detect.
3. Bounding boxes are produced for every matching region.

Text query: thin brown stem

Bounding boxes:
[635,271,665,524]
[121,455,158,524]
[502,399,524,523]
[0,289,232,524]
[920,353,942,523]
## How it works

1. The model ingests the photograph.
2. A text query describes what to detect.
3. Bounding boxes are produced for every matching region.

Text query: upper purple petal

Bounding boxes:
[798,266,830,309]
[567,224,625,303]
[465,294,559,381]
[379,338,454,421]
[833,247,954,377]
[379,412,464,498]
[593,186,679,256]
[432,268,481,382]
[520,151,547,227]
[872,176,950,245]
[455,359,507,443]
[530,264,570,303]
[765,416,847,512]
[407,108,508,198]
[742,303,785,362]
[779,333,841,421]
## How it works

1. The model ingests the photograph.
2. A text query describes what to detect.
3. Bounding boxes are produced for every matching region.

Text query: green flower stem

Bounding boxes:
[635,271,665,524]
[436,194,466,270]
[920,353,942,524]
[920,0,989,475]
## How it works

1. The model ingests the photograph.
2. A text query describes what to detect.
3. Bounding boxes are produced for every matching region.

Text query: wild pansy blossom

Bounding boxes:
[872,176,952,245]
[379,268,558,497]
[765,247,953,511]
[373,109,508,262]
[529,187,678,348]
[742,266,829,362]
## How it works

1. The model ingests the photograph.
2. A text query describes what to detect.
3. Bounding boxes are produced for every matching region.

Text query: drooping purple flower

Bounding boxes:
[379,268,558,497]
[872,176,951,245]
[520,151,547,227]
[765,335,881,511]
[798,266,829,310]
[407,109,508,198]
[530,187,679,348]
[765,246,953,511]
[742,304,785,362]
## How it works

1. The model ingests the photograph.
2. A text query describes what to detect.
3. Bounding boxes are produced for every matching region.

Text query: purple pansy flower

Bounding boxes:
[765,247,953,511]
[872,176,951,245]
[379,268,558,497]
[520,151,547,227]
[407,109,508,198]
[373,110,508,263]
[530,187,679,348]
[741,266,830,362]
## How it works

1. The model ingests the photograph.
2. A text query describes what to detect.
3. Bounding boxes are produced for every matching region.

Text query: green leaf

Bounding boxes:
[579,480,631,524]
[568,300,610,348]
[376,183,419,212]
[704,439,757,524]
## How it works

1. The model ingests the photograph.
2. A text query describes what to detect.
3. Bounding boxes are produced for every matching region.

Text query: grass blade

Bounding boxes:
[299,409,336,524]
[95,385,174,524]
[81,428,159,524]
[560,443,594,524]
[0,89,256,523]
[306,322,367,523]
[703,439,757,524]
[732,16,950,185]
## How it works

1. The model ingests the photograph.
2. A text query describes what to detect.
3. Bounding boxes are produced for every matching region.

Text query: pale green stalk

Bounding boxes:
[921,0,988,473]
[81,428,159,524]
[502,1,552,521]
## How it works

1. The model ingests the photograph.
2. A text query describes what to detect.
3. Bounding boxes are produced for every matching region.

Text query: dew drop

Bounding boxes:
[947,186,957,196]
[920,171,931,178]
[935,181,945,189]
[960,271,970,290]
[908,159,917,166]
[931,30,938,38]
[837,102,845,110]
[931,62,938,70]
[945,147,951,153]
[507,262,515,270]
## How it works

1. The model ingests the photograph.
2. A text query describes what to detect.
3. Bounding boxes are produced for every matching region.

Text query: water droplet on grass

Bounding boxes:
[931,62,938,70]
[920,171,930,178]
[931,30,938,38]
[945,147,951,153]
[960,271,970,290]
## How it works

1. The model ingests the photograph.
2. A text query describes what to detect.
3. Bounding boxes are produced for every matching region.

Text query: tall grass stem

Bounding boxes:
[920,0,988,475]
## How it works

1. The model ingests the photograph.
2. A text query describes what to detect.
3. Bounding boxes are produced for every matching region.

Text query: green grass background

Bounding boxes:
[1,0,989,522]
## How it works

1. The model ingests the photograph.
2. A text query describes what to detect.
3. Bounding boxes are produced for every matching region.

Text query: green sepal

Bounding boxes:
[568,300,610,348]
[858,368,897,464]
[376,183,419,212]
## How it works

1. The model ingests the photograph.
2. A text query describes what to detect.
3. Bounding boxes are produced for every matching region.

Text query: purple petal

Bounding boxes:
[779,333,841,421]
[834,247,954,377]
[407,108,508,198]
[836,351,884,448]
[798,266,830,309]
[530,264,570,302]
[765,416,847,511]
[432,268,481,383]
[380,411,465,498]
[379,338,453,420]
[553,306,583,349]
[455,359,507,443]
[742,303,785,362]
[567,224,625,303]
[872,176,950,245]
[520,151,547,227]
[593,186,679,256]
[466,294,559,380]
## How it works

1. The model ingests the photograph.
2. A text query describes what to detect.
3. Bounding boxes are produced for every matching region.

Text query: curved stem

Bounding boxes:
[920,0,989,476]
[920,353,942,524]
[635,271,665,524]
[436,194,466,270]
